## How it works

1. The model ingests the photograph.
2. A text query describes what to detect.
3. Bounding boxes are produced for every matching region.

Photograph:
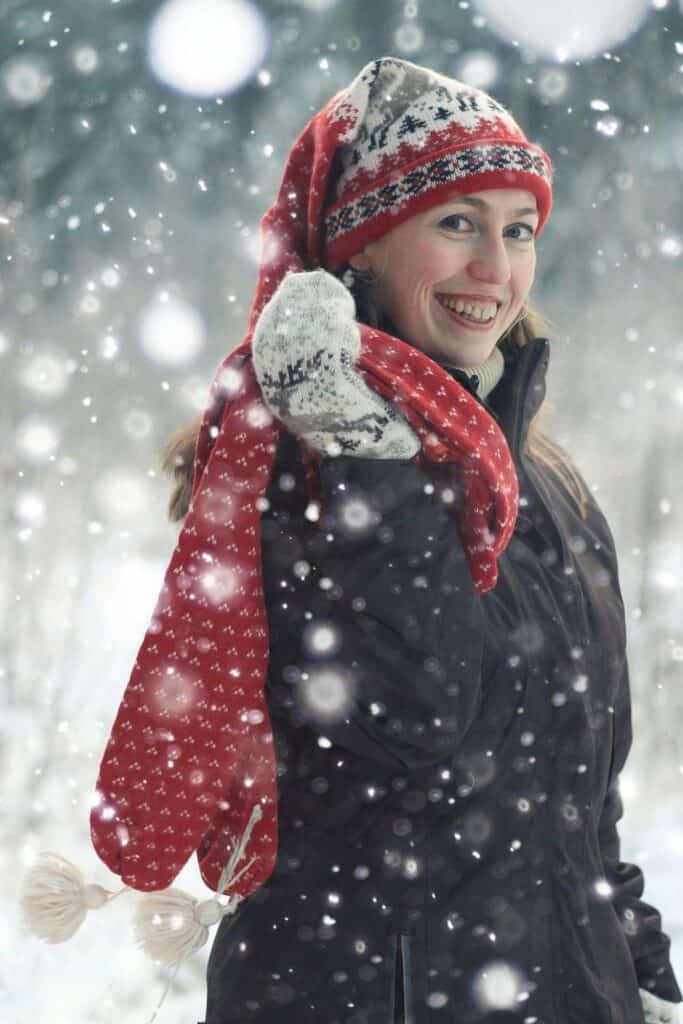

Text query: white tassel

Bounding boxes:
[133,801,263,966]
[132,886,240,964]
[19,803,264,1024]
[19,851,121,943]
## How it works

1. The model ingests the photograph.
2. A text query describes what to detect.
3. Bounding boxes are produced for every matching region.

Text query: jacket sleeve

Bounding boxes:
[261,452,485,772]
[595,517,682,1004]
[597,663,682,1004]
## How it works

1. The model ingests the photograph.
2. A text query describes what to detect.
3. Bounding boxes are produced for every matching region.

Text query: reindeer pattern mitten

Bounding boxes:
[251,269,421,459]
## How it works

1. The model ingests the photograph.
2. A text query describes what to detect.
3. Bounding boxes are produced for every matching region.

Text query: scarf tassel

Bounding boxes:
[19,802,262,966]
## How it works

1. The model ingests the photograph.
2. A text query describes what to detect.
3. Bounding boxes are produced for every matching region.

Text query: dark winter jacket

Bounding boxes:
[203,335,682,1024]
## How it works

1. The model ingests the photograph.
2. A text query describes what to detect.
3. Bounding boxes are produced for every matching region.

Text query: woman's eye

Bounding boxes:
[439,216,535,241]
[440,214,472,231]
[506,223,535,241]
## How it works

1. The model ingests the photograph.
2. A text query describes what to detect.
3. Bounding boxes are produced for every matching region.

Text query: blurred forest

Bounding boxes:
[1,1,682,1021]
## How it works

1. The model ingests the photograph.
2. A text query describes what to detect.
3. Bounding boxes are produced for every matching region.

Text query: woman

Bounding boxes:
[97,58,681,1022]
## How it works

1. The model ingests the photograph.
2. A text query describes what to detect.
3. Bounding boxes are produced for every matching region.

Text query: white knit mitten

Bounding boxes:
[640,988,682,1023]
[251,269,420,458]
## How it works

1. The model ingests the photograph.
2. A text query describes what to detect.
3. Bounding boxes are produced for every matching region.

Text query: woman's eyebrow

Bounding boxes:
[442,196,539,217]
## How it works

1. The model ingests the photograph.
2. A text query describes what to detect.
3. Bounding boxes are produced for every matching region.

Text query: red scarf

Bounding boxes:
[90,86,520,897]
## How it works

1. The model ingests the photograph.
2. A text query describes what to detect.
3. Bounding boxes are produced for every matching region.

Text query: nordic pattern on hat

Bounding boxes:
[329,57,523,190]
[322,57,553,267]
[325,145,550,252]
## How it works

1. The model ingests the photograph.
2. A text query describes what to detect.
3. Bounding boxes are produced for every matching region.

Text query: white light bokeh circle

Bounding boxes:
[456,50,499,90]
[1,56,53,106]
[149,665,203,719]
[536,67,570,102]
[71,44,99,74]
[245,401,273,430]
[178,374,212,413]
[137,293,205,367]
[471,959,530,1011]
[659,236,682,259]
[93,468,154,522]
[302,622,342,657]
[199,562,240,605]
[426,991,449,1009]
[473,0,652,61]
[15,491,47,528]
[122,409,154,441]
[394,22,424,54]
[146,0,269,98]
[595,115,621,138]
[100,266,121,289]
[299,666,355,723]
[648,541,682,594]
[217,365,245,397]
[15,415,59,462]
[19,352,69,398]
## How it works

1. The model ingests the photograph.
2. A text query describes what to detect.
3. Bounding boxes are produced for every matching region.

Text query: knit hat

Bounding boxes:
[254,56,552,330]
[322,57,553,269]
[21,57,549,982]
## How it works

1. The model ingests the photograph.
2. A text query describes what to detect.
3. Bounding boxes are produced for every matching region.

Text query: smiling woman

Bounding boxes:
[346,188,539,368]
[86,55,682,1024]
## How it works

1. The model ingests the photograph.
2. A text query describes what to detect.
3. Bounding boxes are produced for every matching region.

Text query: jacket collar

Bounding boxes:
[444,336,550,461]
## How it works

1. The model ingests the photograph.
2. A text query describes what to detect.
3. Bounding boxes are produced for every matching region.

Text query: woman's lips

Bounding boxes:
[435,295,500,331]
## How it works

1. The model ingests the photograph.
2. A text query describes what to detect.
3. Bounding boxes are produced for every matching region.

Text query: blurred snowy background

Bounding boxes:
[1,0,682,1021]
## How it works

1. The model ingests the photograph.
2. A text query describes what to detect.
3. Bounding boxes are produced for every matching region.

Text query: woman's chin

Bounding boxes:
[428,332,498,367]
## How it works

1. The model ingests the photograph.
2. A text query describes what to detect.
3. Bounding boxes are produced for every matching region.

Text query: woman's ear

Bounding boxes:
[348,249,372,272]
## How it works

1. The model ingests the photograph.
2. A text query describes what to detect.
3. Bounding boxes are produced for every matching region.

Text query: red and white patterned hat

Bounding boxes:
[321,56,553,269]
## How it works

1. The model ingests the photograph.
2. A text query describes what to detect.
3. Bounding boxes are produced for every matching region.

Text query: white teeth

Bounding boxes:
[439,296,497,322]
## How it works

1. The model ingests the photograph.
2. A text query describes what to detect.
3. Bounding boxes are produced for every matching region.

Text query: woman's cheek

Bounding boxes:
[515,248,537,291]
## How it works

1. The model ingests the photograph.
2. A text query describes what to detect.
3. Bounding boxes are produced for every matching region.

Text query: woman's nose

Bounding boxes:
[466,237,511,285]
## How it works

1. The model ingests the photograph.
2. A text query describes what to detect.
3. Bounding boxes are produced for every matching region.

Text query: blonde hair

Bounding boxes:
[159,288,590,524]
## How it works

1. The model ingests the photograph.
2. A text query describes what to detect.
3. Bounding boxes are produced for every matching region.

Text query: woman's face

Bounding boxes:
[349,188,539,368]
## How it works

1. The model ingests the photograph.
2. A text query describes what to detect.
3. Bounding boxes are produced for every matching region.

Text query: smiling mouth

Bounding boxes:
[435,294,501,329]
